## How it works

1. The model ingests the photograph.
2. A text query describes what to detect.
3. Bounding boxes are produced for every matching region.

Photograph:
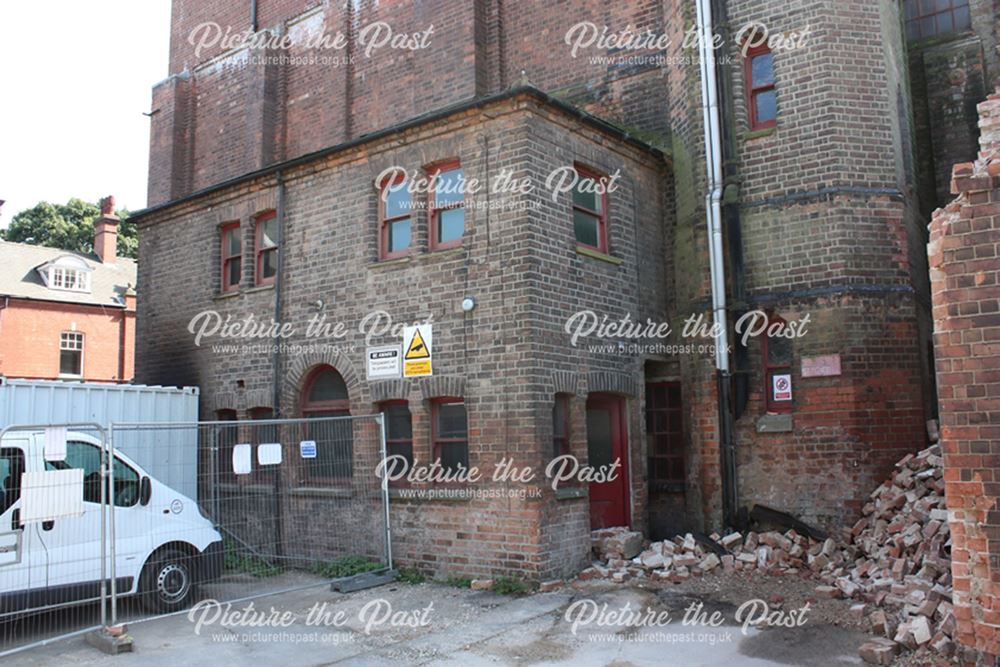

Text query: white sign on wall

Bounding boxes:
[366,345,402,380]
[772,374,793,402]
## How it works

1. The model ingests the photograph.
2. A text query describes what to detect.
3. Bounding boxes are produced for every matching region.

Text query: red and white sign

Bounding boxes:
[772,374,793,402]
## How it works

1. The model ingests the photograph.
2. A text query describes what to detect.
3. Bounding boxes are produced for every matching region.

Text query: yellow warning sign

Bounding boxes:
[402,325,433,377]
[405,328,431,360]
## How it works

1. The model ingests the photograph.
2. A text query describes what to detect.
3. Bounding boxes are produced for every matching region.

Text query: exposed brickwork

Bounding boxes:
[0,297,135,383]
[136,93,670,579]
[929,90,1000,663]
[908,0,999,213]
[139,0,954,576]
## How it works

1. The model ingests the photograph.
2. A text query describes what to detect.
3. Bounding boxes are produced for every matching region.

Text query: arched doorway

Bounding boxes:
[300,366,353,482]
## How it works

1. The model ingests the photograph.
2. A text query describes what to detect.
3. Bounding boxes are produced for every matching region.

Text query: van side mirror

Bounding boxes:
[140,477,151,506]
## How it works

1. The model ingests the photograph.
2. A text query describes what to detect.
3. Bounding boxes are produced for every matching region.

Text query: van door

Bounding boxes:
[0,444,44,614]
[38,439,147,602]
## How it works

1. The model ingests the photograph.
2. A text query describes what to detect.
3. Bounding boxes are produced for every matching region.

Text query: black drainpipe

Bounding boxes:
[710,0,750,528]
[271,171,286,416]
[271,171,286,561]
[250,0,258,32]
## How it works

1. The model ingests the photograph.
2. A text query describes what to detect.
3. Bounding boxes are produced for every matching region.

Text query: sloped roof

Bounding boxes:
[0,241,136,308]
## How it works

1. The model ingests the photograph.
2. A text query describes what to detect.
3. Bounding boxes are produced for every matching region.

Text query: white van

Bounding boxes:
[0,431,223,615]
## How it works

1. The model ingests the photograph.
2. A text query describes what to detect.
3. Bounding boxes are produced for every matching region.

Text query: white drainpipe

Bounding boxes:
[695,0,730,373]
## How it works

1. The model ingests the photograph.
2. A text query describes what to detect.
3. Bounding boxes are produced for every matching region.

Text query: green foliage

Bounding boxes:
[309,555,382,579]
[441,576,472,589]
[1,198,137,259]
[223,539,282,578]
[491,577,531,595]
[394,568,427,585]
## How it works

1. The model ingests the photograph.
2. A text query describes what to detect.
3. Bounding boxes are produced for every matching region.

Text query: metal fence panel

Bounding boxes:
[107,414,390,627]
[0,422,111,658]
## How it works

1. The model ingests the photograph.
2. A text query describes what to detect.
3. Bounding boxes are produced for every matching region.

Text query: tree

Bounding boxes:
[0,198,137,259]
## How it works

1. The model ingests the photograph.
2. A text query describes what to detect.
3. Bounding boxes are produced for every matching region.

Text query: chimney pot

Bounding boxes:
[94,195,120,264]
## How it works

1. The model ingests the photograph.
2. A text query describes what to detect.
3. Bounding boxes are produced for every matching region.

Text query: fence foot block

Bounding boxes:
[331,569,397,593]
[86,628,134,655]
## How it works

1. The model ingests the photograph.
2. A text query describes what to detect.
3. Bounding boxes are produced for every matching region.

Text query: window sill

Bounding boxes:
[58,374,83,380]
[288,486,354,498]
[369,255,413,270]
[555,486,587,500]
[576,246,623,265]
[744,127,776,141]
[214,284,275,301]
[425,245,466,259]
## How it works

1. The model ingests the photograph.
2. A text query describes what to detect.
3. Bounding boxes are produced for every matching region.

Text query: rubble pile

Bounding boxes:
[830,445,955,663]
[582,445,955,664]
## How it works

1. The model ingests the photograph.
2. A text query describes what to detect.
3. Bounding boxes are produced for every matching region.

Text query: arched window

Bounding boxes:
[300,366,353,481]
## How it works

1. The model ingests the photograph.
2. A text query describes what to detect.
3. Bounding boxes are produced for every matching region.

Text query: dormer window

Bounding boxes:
[38,256,93,293]
[50,266,89,291]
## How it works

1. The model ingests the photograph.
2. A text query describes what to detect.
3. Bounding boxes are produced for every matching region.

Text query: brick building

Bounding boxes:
[132,0,995,579]
[0,203,136,382]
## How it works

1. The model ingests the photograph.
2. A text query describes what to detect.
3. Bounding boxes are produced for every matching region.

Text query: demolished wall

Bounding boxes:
[928,88,1000,663]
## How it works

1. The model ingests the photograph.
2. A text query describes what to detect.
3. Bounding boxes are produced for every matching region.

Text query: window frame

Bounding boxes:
[904,0,971,40]
[300,366,353,483]
[572,163,609,254]
[216,409,239,485]
[430,397,468,473]
[59,331,84,378]
[646,382,685,490]
[220,222,242,293]
[552,394,571,459]
[744,43,777,131]
[379,400,413,486]
[427,160,465,251]
[379,173,413,261]
[254,211,278,287]
[762,313,794,414]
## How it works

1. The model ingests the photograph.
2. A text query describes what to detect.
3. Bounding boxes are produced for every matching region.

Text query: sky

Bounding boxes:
[0,0,172,227]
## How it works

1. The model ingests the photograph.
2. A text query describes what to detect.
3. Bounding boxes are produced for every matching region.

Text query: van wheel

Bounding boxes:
[140,549,196,613]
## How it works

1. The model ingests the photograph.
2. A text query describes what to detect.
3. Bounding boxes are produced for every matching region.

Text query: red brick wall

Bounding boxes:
[0,298,135,383]
[929,90,1000,662]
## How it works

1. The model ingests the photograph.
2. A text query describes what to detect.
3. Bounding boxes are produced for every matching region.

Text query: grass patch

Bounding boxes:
[223,539,282,578]
[491,576,532,595]
[309,555,383,579]
[395,568,426,585]
[441,576,472,589]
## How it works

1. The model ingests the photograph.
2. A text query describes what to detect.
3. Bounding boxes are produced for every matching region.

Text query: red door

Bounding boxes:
[586,394,630,528]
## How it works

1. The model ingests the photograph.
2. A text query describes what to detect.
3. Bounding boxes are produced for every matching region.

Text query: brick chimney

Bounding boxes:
[94,195,119,264]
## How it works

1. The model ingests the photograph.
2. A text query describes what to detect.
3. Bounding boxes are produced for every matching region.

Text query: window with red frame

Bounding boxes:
[255,212,278,286]
[552,395,571,459]
[428,162,465,250]
[763,313,793,413]
[216,409,238,484]
[431,398,468,473]
[646,382,684,488]
[572,164,609,253]
[380,401,413,484]
[221,223,242,292]
[904,0,970,40]
[379,174,412,260]
[744,44,776,130]
[250,407,277,482]
[300,366,353,481]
